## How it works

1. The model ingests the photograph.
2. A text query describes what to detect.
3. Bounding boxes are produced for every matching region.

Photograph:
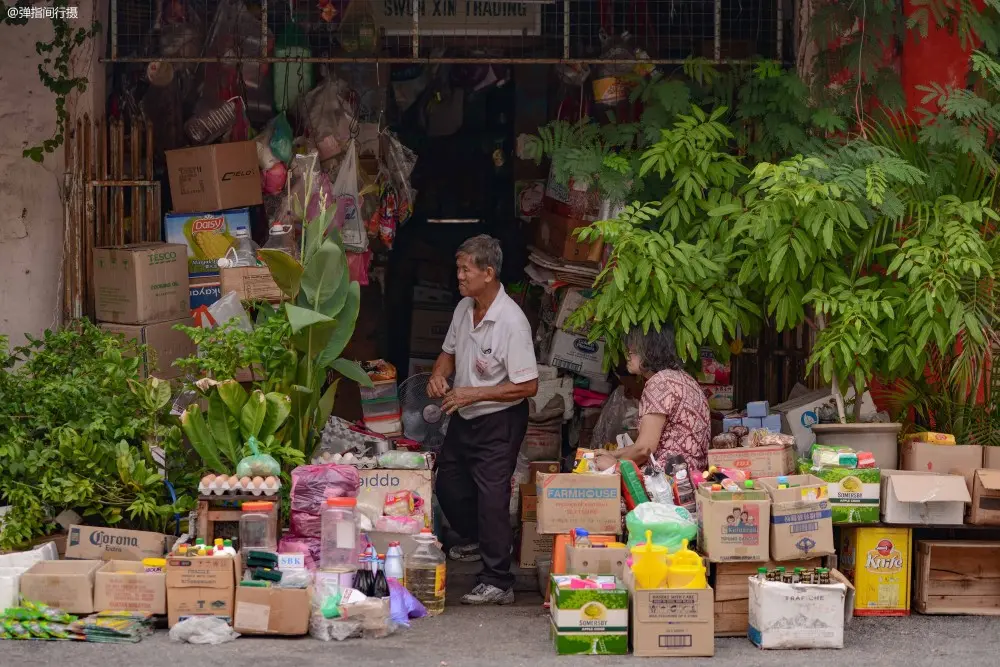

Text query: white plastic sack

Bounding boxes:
[169,616,240,644]
[331,140,368,252]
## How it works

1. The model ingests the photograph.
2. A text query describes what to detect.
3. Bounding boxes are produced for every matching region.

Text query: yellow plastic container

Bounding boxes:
[631,530,668,589]
[142,558,166,573]
[664,539,707,589]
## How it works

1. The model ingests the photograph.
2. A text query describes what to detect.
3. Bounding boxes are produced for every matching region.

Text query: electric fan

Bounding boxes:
[398,373,450,452]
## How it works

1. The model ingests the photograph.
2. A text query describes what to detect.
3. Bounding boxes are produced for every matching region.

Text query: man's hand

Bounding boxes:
[442,387,481,415]
[427,374,451,399]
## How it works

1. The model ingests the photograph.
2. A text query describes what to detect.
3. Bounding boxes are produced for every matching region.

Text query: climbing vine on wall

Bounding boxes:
[0,0,101,162]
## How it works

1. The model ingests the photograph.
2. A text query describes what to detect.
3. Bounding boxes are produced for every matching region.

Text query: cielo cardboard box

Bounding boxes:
[357,469,433,523]
[165,142,262,213]
[66,525,171,561]
[881,470,971,525]
[94,560,167,614]
[708,443,796,479]
[695,484,771,562]
[535,473,621,535]
[759,474,835,560]
[166,554,238,627]
[630,585,715,657]
[93,243,190,325]
[748,569,855,649]
[233,586,310,636]
[19,560,102,614]
[839,527,912,616]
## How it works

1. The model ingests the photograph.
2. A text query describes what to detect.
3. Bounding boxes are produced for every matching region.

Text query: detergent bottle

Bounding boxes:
[630,530,668,589]
[665,539,707,589]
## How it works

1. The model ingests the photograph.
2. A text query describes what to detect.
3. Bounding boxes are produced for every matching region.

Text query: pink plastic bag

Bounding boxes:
[290,463,359,538]
[278,535,321,570]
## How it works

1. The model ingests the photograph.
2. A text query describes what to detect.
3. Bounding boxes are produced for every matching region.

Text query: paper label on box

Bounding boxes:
[278,553,305,570]
[720,504,763,546]
[644,592,702,620]
[235,601,270,632]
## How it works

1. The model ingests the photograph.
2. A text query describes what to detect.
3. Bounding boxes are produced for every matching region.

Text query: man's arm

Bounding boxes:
[441,378,538,414]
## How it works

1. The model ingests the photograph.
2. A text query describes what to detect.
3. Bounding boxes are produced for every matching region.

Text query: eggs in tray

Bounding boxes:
[197,473,281,496]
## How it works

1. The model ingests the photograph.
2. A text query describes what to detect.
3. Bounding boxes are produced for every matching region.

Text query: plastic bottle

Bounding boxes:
[371,556,390,598]
[384,542,404,580]
[262,223,299,259]
[404,529,446,615]
[320,497,359,571]
[352,556,374,596]
[194,538,206,551]
[222,539,237,557]
[217,225,259,268]
[574,528,592,548]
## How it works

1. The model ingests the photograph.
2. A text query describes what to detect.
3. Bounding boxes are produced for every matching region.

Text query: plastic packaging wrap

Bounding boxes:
[331,141,368,252]
[270,112,294,163]
[168,616,239,644]
[277,568,313,589]
[383,491,415,517]
[625,502,698,553]
[289,464,360,538]
[376,451,429,470]
[388,578,427,627]
[374,516,423,534]
[236,436,281,478]
[302,77,355,163]
[592,387,640,448]
[278,535,320,570]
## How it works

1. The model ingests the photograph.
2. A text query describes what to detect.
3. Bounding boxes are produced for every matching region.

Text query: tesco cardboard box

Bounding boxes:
[748,569,854,649]
[66,525,171,561]
[19,560,102,614]
[695,485,770,562]
[880,470,971,525]
[233,586,310,635]
[166,554,238,627]
[165,142,262,213]
[759,474,835,561]
[94,560,166,614]
[708,443,796,479]
[100,318,196,380]
[535,473,621,535]
[630,585,715,657]
[93,244,190,325]
[901,441,983,493]
[358,469,433,523]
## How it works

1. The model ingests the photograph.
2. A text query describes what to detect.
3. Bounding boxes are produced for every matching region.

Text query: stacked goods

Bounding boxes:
[545,288,609,393]
[757,474,835,561]
[549,575,629,655]
[709,422,797,480]
[519,462,558,569]
[94,243,195,380]
[901,431,983,493]
[748,567,855,649]
[712,559,823,636]
[359,360,402,436]
[698,348,733,411]
[796,444,881,524]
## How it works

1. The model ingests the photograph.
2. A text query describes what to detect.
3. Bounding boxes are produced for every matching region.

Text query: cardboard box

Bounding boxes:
[630,586,715,657]
[535,210,604,263]
[93,244,190,324]
[164,208,251,278]
[985,447,1000,469]
[554,288,592,333]
[748,569,855,649]
[708,443,796,480]
[358,469,433,522]
[529,461,560,483]
[165,142,262,213]
[100,318,196,380]
[711,559,823,636]
[233,586,310,635]
[409,308,453,357]
[795,464,881,524]
[565,544,627,580]
[545,330,606,377]
[773,388,876,454]
[220,266,283,302]
[695,485,771,562]
[189,277,222,313]
[839,527,912,616]
[550,620,628,656]
[166,554,238,627]
[94,560,166,614]
[881,470,971,525]
[519,521,554,569]
[521,493,538,522]
[901,441,983,492]
[19,560,102,614]
[535,473,621,535]
[407,357,436,377]
[702,384,734,411]
[549,575,628,632]
[66,525,171,561]
[759,474,835,561]
[967,469,1000,525]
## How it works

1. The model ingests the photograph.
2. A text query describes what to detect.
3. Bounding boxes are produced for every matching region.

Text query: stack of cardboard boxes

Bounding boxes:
[94,243,195,379]
[544,289,609,394]
[518,461,559,570]
[163,142,281,311]
[408,258,454,375]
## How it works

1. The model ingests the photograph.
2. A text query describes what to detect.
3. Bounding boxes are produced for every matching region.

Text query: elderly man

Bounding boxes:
[428,234,539,605]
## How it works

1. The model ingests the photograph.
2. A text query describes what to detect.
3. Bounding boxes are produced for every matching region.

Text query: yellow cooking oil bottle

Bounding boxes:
[839,527,912,615]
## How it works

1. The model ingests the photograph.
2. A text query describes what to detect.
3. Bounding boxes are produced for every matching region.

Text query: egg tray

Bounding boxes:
[310,452,379,468]
[197,480,282,497]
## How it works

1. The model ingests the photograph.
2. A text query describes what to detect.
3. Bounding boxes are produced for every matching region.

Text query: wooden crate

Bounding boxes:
[712,558,823,636]
[915,540,1000,615]
[196,496,281,548]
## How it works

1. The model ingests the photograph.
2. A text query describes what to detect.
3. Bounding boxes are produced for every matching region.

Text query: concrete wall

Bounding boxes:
[0,2,105,347]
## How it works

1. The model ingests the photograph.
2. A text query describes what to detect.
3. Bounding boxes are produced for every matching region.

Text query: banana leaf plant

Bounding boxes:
[257,188,373,454]
[180,378,291,471]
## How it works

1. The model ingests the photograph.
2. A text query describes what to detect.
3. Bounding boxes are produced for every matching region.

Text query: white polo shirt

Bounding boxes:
[442,285,539,420]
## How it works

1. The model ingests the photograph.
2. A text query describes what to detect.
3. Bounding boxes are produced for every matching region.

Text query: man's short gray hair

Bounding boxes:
[457,234,503,275]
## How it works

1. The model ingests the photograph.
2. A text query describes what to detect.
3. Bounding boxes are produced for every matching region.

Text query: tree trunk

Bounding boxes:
[795,0,820,91]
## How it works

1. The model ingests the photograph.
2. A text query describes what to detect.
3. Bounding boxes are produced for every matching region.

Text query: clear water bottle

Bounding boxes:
[217,225,259,268]
[262,222,299,259]
[384,541,404,580]
[404,529,446,615]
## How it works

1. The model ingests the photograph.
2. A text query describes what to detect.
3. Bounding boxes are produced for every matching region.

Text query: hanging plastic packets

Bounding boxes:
[284,151,335,226]
[332,140,368,252]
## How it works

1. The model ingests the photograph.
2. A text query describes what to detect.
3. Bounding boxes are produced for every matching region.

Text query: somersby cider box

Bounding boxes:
[839,527,912,616]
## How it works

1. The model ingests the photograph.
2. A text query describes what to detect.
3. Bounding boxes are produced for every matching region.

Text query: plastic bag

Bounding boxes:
[388,578,427,627]
[302,77,354,162]
[284,151,335,226]
[168,616,239,644]
[591,387,640,448]
[270,112,294,163]
[374,516,423,534]
[277,535,320,570]
[236,436,281,478]
[376,451,429,470]
[289,463,360,538]
[332,140,368,252]
[383,491,415,517]
[520,395,564,462]
[277,568,313,589]
[625,502,698,553]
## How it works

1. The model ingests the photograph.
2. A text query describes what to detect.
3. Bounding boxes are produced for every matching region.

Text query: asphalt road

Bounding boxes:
[4,596,1000,667]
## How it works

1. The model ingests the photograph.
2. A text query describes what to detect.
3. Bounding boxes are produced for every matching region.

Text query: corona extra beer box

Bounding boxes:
[164,208,251,278]
[65,525,172,562]
[838,527,912,616]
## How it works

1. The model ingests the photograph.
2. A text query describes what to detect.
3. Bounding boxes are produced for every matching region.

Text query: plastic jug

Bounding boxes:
[665,539,707,589]
[631,530,668,589]
[320,497,359,571]
[404,529,446,616]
